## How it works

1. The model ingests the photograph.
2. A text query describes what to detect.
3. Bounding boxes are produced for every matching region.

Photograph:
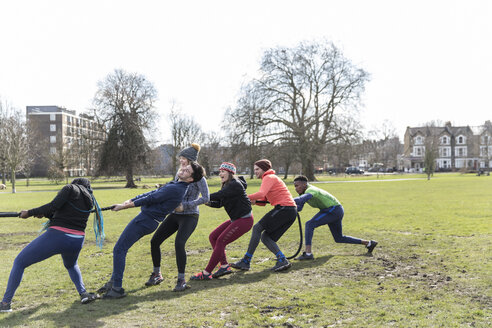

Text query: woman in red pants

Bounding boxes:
[190,162,253,280]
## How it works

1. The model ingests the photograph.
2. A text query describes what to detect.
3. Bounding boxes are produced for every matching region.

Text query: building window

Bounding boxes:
[415,136,423,145]
[50,124,56,132]
[50,147,56,154]
[457,135,466,144]
[456,146,467,157]
[480,146,487,156]
[439,147,450,157]
[482,135,490,144]
[50,114,56,121]
[455,159,465,168]
[50,136,56,143]
[441,136,449,144]
[414,146,423,156]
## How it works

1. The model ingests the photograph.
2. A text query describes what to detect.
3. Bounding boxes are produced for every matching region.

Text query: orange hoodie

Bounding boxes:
[248,169,296,207]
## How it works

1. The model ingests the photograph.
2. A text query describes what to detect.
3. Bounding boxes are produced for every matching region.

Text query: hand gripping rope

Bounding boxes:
[0,205,115,249]
[256,201,303,260]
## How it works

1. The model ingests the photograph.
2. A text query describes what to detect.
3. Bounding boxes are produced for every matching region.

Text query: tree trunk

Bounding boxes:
[283,163,290,180]
[26,177,30,187]
[1,171,5,185]
[11,169,16,194]
[302,157,316,181]
[125,168,137,188]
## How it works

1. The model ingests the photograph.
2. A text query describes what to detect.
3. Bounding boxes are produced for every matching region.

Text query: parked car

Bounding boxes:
[345,167,364,174]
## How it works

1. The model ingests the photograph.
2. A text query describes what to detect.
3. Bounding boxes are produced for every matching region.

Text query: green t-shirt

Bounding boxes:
[305,184,341,209]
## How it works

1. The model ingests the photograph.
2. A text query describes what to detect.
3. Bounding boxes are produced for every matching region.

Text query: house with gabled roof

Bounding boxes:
[403,121,490,172]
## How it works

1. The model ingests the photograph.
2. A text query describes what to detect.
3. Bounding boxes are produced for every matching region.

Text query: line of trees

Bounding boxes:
[1,40,378,188]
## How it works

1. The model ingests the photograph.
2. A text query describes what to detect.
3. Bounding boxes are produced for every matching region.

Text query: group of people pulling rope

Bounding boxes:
[0,144,377,313]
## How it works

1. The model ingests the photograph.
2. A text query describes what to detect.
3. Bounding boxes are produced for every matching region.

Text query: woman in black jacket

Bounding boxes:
[190,163,254,280]
[0,178,98,313]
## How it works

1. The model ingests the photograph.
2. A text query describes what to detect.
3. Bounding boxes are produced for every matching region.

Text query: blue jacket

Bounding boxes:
[131,181,189,221]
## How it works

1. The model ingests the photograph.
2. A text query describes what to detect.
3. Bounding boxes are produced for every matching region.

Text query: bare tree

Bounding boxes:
[198,131,222,177]
[168,106,203,174]
[422,122,440,180]
[248,40,369,180]
[224,81,269,179]
[93,69,157,188]
[3,110,29,193]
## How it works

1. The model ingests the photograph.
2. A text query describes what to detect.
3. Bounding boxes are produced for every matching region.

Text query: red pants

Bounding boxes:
[205,215,254,273]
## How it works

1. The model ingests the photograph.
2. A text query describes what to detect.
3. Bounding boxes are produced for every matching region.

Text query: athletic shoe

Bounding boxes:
[145,272,164,286]
[80,292,98,304]
[212,265,233,278]
[97,280,113,294]
[230,258,250,271]
[272,258,291,272]
[190,271,212,280]
[0,302,12,312]
[367,240,378,253]
[173,279,190,292]
[102,287,126,299]
[295,252,314,260]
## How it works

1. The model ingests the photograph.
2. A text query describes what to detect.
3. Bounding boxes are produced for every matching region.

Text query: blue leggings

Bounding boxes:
[305,205,361,246]
[2,228,85,303]
[111,213,159,288]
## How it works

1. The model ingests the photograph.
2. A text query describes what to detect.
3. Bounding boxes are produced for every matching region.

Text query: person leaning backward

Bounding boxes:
[231,159,297,272]
[97,162,205,299]
[1,178,99,313]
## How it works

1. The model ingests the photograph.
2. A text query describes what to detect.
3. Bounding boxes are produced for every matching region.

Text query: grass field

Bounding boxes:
[0,173,491,327]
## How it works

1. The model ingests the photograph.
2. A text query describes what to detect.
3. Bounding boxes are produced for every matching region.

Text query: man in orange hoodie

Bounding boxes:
[231,159,297,272]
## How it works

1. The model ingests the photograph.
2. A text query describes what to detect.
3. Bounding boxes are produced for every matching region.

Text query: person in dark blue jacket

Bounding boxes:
[98,162,204,299]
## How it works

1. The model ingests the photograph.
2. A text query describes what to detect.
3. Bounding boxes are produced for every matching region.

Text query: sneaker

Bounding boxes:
[272,258,291,272]
[367,240,378,253]
[102,287,126,299]
[145,272,164,286]
[212,265,233,278]
[230,258,250,271]
[97,280,113,294]
[0,302,12,312]
[80,292,98,304]
[190,271,212,280]
[295,252,314,260]
[173,279,190,292]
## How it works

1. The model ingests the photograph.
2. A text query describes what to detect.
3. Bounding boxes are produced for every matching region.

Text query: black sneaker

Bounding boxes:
[102,287,126,299]
[80,292,98,304]
[295,252,314,260]
[0,302,12,312]
[212,265,233,278]
[145,272,164,286]
[230,258,250,271]
[272,258,291,272]
[97,280,113,294]
[173,279,190,292]
[367,240,378,253]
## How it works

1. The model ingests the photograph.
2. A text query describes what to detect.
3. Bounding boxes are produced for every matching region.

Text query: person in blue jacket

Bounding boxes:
[97,162,204,299]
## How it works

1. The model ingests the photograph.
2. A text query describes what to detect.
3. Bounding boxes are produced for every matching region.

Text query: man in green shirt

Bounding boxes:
[293,175,377,260]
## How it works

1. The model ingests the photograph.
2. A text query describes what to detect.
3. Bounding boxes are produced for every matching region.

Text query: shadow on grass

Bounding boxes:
[3,256,333,327]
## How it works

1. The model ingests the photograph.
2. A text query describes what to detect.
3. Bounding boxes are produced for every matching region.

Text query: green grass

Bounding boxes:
[0,174,491,327]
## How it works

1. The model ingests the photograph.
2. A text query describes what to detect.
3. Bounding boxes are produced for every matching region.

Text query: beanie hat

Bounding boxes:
[254,159,272,172]
[219,162,236,175]
[179,143,201,162]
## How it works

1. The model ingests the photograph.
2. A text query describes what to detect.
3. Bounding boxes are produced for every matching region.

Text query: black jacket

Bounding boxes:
[28,183,93,232]
[208,176,251,221]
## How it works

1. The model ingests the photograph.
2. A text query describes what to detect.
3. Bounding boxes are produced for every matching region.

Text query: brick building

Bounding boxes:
[27,106,105,177]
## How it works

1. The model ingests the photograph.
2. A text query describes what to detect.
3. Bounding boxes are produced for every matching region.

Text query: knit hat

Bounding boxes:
[219,162,236,175]
[179,143,201,161]
[254,159,272,172]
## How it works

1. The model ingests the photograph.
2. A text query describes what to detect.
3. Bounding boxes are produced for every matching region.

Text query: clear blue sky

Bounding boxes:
[1,0,491,143]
